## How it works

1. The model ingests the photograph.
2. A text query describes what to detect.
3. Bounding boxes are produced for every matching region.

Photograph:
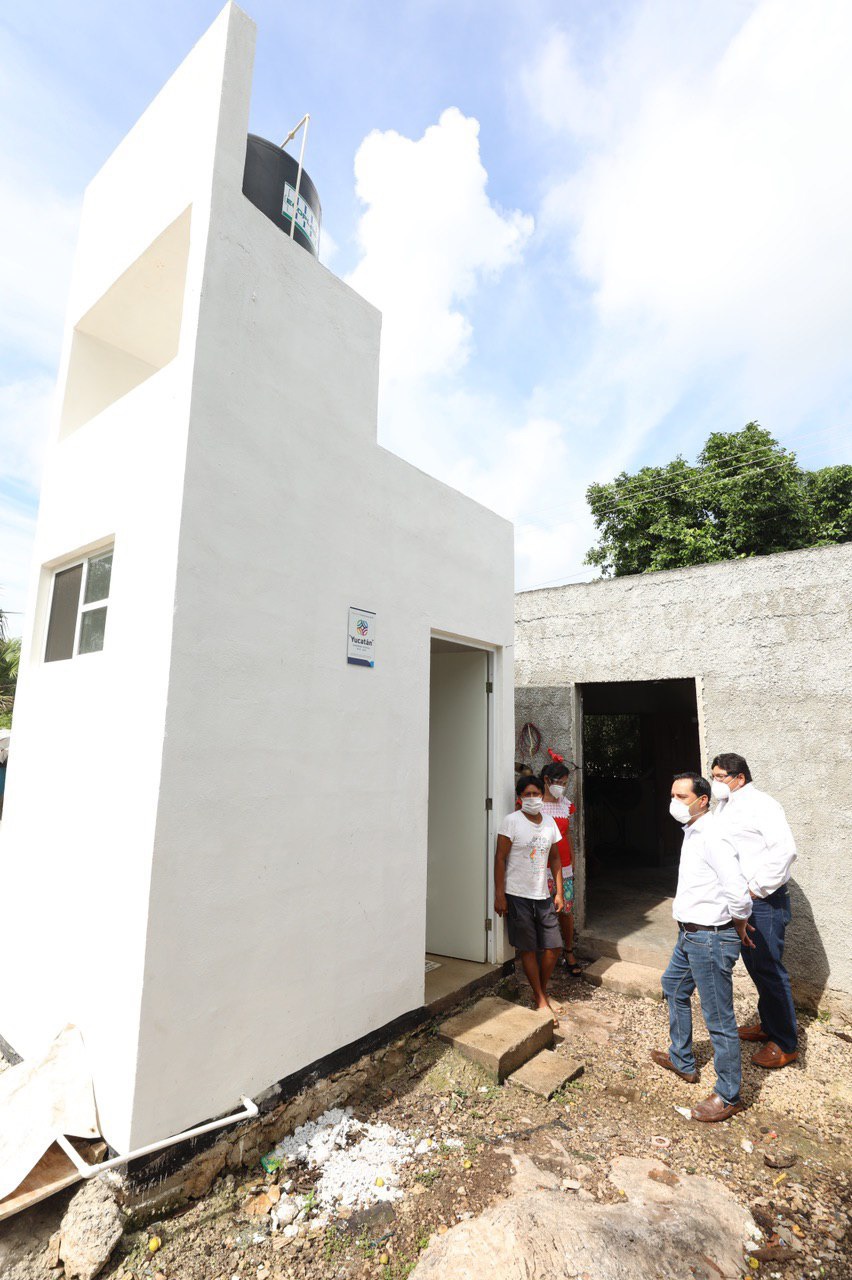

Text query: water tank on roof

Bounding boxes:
[242,133,321,257]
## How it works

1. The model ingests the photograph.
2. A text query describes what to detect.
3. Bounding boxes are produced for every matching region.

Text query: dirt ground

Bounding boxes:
[101,970,852,1280]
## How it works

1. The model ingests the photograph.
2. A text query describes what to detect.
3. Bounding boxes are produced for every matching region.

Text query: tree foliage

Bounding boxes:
[585,422,850,577]
[0,607,19,728]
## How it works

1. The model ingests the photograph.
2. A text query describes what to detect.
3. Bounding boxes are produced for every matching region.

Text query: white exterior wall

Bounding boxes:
[0,4,515,1151]
[0,8,240,1150]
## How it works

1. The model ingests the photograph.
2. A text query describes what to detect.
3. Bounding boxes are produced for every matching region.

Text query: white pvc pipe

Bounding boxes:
[56,1095,259,1179]
[280,113,310,242]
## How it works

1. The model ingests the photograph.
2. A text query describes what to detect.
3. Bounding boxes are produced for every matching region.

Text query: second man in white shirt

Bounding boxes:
[711,752,799,1069]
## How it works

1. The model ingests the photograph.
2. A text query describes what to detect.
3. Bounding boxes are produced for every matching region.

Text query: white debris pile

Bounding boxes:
[274,1108,358,1169]
[270,1108,416,1214]
[317,1122,414,1208]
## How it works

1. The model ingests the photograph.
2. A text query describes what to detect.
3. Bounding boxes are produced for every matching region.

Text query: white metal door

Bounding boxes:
[426,650,488,962]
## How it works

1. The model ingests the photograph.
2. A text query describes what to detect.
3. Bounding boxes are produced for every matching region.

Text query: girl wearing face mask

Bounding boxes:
[541,761,581,976]
[495,775,565,1025]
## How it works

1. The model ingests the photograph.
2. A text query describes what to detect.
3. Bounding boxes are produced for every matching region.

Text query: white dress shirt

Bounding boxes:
[713,783,797,898]
[672,812,753,927]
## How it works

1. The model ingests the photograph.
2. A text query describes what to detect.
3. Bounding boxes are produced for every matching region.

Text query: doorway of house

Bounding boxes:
[579,678,701,962]
[425,638,497,1005]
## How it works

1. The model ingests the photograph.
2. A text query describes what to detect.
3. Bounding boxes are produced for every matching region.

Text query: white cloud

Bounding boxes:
[0,377,54,629]
[340,107,596,590]
[0,376,55,494]
[318,226,338,269]
[0,40,82,631]
[0,505,36,637]
[446,417,597,591]
[524,0,852,452]
[346,108,533,384]
[0,168,79,370]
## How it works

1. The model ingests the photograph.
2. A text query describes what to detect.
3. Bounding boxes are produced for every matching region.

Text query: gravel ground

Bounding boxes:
[101,971,852,1280]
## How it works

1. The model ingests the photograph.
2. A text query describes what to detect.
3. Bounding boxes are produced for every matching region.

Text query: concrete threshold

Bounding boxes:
[424,957,510,1017]
[582,956,664,1000]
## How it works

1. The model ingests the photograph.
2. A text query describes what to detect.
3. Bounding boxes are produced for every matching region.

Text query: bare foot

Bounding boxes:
[535,997,555,1024]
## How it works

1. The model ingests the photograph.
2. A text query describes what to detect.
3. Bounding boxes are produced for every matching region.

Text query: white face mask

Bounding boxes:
[711,780,731,802]
[548,784,566,799]
[521,796,544,815]
[669,798,695,824]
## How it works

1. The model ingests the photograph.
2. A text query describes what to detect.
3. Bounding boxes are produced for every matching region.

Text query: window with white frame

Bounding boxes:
[44,548,113,662]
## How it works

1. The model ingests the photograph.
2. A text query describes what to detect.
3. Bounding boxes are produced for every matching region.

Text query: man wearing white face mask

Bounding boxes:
[710,752,798,1069]
[651,773,755,1122]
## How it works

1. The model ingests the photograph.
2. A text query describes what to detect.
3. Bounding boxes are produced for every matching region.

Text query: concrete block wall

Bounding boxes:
[515,542,852,1011]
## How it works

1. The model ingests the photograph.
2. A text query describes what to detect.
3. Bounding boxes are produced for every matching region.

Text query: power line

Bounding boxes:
[589,454,797,523]
[521,455,805,590]
[519,424,850,592]
[535,422,848,522]
[520,567,597,592]
[533,422,848,525]
[589,449,801,521]
[575,427,844,522]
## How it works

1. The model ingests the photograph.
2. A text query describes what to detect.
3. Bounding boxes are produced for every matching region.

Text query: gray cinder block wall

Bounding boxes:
[515,542,852,1016]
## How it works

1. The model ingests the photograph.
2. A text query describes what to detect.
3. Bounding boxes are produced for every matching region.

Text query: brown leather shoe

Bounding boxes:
[650,1049,699,1083]
[751,1041,798,1069]
[690,1092,746,1123]
[738,1023,770,1042]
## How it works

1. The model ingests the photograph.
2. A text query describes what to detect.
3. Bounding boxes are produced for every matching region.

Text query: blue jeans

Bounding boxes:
[661,927,742,1104]
[742,887,797,1053]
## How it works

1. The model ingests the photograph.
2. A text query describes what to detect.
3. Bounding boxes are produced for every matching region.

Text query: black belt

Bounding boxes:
[678,920,734,933]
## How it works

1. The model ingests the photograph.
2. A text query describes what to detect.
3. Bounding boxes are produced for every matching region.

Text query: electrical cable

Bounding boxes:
[532,422,849,525]
[521,455,805,590]
[589,454,800,522]
[587,447,808,521]
[519,432,850,592]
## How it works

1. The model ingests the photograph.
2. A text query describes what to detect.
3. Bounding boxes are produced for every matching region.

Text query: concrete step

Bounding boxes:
[582,957,664,1000]
[508,1050,584,1100]
[579,931,672,971]
[438,996,553,1082]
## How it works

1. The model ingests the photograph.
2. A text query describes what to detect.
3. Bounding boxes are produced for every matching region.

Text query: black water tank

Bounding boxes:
[242,134,322,257]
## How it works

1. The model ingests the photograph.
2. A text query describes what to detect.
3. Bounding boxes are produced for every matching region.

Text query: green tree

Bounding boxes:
[0,607,20,729]
[805,464,852,543]
[585,422,848,577]
[697,423,812,558]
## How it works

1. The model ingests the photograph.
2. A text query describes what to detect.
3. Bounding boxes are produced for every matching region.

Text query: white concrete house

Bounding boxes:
[0,5,515,1153]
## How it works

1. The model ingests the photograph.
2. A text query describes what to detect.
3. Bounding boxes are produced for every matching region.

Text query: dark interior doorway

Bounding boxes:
[580,679,701,903]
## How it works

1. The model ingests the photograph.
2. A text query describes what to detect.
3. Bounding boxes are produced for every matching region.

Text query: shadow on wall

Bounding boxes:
[786,881,832,1013]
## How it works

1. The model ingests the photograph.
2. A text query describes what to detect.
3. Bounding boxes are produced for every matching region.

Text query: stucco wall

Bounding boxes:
[0,6,233,1149]
[515,542,852,1006]
[0,4,515,1151]
[126,11,514,1147]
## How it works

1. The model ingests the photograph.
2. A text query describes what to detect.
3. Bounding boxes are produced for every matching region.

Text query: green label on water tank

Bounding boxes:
[282,183,320,253]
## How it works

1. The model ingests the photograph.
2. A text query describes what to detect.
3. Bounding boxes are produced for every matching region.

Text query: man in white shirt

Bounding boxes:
[711,752,798,1069]
[651,773,755,1122]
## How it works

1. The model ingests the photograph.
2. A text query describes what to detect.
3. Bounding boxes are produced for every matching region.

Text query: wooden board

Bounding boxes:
[0,1140,106,1222]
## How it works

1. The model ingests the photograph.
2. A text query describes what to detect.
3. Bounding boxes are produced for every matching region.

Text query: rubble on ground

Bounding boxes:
[412,1151,759,1279]
[58,1179,124,1280]
[1,971,849,1279]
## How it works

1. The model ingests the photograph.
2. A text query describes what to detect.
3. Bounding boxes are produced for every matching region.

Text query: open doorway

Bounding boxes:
[579,678,701,961]
[425,638,498,1005]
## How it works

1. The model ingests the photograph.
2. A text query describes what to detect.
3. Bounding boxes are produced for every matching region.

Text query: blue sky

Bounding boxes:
[2,0,852,633]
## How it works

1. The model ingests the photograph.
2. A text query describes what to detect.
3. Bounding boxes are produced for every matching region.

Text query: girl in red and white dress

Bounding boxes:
[541,759,581,975]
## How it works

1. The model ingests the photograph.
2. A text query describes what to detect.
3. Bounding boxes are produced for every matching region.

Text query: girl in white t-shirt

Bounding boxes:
[494,774,565,1025]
